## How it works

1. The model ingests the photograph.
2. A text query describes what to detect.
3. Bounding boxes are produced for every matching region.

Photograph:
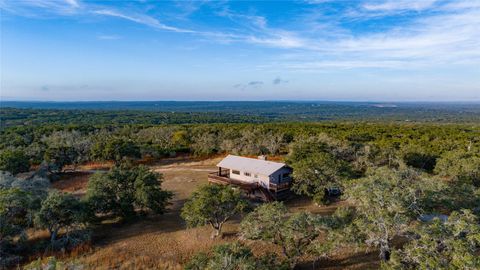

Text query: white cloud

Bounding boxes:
[65,0,79,8]
[2,0,479,72]
[93,9,194,33]
[362,0,438,12]
[247,33,306,49]
[97,34,122,40]
[0,0,81,15]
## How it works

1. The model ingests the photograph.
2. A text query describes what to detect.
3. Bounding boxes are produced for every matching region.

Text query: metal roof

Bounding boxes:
[217,155,287,176]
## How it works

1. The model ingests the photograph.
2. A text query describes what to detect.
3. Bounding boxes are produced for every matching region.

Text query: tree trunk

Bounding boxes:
[211,229,220,239]
[50,229,58,244]
[379,244,391,261]
[211,223,223,239]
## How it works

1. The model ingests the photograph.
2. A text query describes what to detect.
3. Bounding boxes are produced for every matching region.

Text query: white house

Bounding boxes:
[208,155,293,201]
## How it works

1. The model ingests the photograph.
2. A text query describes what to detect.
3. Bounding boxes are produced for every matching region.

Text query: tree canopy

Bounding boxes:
[0,149,29,174]
[181,184,247,238]
[386,210,480,270]
[340,167,429,261]
[240,202,321,266]
[35,191,88,244]
[185,242,288,270]
[86,163,172,219]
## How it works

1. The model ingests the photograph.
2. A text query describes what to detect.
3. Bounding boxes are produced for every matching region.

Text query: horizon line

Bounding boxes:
[2,99,480,104]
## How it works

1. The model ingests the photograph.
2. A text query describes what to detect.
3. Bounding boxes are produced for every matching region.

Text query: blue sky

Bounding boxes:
[1,0,479,101]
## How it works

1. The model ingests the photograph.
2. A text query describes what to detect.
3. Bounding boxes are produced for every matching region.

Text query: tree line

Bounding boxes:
[1,122,479,173]
[1,120,479,269]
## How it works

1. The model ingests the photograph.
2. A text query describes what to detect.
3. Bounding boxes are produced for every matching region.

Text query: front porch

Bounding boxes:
[207,169,292,201]
[207,170,259,191]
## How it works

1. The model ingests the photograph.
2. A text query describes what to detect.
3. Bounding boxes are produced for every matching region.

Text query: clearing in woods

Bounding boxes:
[53,157,378,269]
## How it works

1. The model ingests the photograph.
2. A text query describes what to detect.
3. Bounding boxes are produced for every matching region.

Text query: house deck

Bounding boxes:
[207,171,292,201]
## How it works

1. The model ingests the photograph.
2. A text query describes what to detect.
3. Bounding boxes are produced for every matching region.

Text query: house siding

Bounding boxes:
[228,167,291,187]
[269,167,293,184]
[229,168,269,185]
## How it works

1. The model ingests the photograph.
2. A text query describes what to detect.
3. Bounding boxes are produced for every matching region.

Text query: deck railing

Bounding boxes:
[207,172,259,190]
[269,181,291,191]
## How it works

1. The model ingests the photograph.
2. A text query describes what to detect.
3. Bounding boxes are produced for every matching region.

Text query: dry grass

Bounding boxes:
[40,157,380,269]
[52,171,92,196]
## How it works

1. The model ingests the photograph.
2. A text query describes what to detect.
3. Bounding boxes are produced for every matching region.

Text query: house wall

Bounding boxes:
[269,167,293,184]
[228,168,270,187]
[227,166,292,187]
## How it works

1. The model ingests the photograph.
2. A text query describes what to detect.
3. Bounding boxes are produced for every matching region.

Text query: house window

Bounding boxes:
[282,173,291,178]
[244,172,251,177]
[232,170,240,175]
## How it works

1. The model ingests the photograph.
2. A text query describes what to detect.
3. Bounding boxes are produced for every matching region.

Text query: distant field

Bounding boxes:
[2,101,480,126]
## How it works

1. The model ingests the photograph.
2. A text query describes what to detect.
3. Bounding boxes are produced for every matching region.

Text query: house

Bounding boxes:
[208,155,293,201]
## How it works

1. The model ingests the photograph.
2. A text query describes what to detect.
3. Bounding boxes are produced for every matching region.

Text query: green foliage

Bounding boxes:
[86,163,172,219]
[0,149,30,174]
[35,191,88,244]
[92,138,141,163]
[41,130,92,172]
[403,152,437,172]
[324,206,356,230]
[185,242,288,270]
[0,188,32,266]
[23,256,84,270]
[287,136,353,200]
[0,172,50,209]
[385,210,480,270]
[342,167,429,261]
[435,150,480,186]
[3,102,480,129]
[240,202,321,266]
[2,106,480,268]
[44,146,77,173]
[291,152,348,198]
[181,185,247,238]
[2,114,479,176]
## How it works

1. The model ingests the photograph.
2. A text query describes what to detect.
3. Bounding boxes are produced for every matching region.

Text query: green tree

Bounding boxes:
[0,188,33,266]
[240,202,321,266]
[0,149,30,174]
[86,163,172,219]
[181,185,247,238]
[35,191,88,244]
[41,130,92,171]
[92,138,141,164]
[185,242,287,270]
[287,136,352,202]
[403,151,437,172]
[385,210,480,270]
[342,167,427,261]
[44,146,77,173]
[435,150,480,186]
[0,171,50,213]
[290,152,350,203]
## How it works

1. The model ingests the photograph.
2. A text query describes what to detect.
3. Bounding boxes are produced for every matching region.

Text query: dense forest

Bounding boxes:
[3,101,480,127]
[1,106,479,269]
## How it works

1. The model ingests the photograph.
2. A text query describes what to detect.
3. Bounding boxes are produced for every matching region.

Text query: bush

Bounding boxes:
[0,149,30,174]
[185,242,288,270]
